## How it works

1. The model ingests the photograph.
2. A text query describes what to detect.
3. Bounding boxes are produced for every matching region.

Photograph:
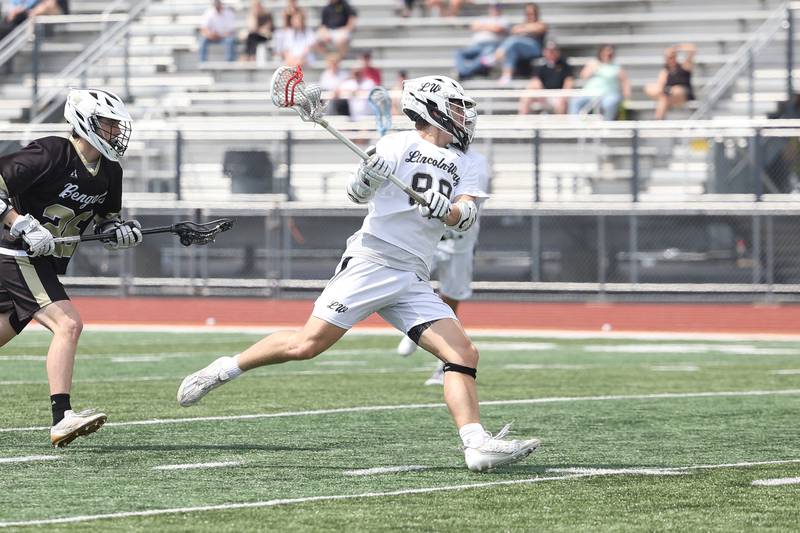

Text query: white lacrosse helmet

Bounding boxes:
[64,88,132,161]
[401,75,476,151]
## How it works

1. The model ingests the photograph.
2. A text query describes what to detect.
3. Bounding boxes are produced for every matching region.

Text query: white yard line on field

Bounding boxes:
[153,461,242,471]
[0,455,61,464]
[584,344,800,356]
[752,477,800,486]
[504,364,588,370]
[2,459,800,528]
[0,367,437,387]
[111,356,164,363]
[315,360,368,366]
[343,465,429,476]
[3,389,800,433]
[649,365,700,372]
[0,352,225,361]
[772,369,800,375]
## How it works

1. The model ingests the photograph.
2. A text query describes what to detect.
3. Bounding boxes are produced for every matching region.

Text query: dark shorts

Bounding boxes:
[665,83,694,101]
[0,251,69,333]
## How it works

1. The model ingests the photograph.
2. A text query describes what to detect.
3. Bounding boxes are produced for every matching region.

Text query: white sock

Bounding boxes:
[459,423,489,448]
[219,354,244,379]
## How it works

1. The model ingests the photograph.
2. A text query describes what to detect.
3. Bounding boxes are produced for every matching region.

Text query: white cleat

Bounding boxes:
[50,409,107,448]
[424,362,445,386]
[463,424,540,472]
[397,336,418,357]
[177,356,237,407]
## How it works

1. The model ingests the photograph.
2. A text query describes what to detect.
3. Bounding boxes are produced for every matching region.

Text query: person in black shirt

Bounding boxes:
[645,43,696,120]
[519,40,573,115]
[316,0,357,57]
[242,0,273,62]
[0,88,142,448]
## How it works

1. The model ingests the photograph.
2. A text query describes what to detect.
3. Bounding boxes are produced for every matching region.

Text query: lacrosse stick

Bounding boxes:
[270,66,426,205]
[367,86,392,137]
[52,219,234,247]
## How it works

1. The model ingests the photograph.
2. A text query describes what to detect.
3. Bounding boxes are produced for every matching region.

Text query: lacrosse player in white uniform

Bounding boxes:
[397,130,490,387]
[177,75,540,472]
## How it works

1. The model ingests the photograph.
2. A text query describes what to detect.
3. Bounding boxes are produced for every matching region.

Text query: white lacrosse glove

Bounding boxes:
[97,220,143,250]
[347,146,391,203]
[418,189,451,220]
[358,146,391,189]
[9,214,56,257]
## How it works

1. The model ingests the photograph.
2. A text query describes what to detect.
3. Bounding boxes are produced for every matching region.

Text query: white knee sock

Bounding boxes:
[459,423,489,448]
[220,354,244,379]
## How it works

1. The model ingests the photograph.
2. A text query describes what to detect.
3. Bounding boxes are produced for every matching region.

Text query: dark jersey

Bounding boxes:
[0,135,123,274]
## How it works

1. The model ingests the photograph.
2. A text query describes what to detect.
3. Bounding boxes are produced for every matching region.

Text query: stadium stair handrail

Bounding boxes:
[27,0,153,124]
[691,1,795,120]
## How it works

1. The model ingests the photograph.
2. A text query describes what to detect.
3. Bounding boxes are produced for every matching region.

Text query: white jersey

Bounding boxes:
[437,149,490,255]
[344,130,488,278]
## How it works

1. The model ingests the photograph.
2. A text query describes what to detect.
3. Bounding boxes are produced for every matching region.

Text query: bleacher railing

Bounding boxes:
[27,0,152,122]
[692,1,799,120]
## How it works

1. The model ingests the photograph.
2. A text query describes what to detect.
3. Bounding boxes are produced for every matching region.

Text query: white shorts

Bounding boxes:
[433,248,474,301]
[312,256,456,334]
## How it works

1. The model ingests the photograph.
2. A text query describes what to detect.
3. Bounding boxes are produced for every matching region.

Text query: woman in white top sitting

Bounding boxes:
[569,44,631,121]
[274,9,317,67]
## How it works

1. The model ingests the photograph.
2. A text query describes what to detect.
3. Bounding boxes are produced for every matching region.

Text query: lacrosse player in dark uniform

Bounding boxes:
[0,88,142,447]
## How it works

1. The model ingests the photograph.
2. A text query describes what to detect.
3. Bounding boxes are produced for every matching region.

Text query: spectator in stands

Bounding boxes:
[391,69,408,114]
[274,9,316,67]
[425,0,468,17]
[518,40,573,115]
[281,0,299,27]
[645,43,696,120]
[320,52,350,115]
[453,3,509,81]
[356,51,382,86]
[490,3,547,84]
[399,0,414,18]
[242,0,273,62]
[339,68,376,120]
[198,0,238,63]
[0,0,38,41]
[316,0,357,58]
[569,44,631,121]
[27,0,67,18]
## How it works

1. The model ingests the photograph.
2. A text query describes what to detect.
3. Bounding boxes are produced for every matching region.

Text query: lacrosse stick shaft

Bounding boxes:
[316,118,427,205]
[52,225,176,244]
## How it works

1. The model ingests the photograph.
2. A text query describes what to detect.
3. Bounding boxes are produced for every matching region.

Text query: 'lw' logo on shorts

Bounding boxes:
[327,301,349,313]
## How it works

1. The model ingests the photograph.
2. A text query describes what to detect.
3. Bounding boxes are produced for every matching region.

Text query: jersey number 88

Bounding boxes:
[408,173,452,206]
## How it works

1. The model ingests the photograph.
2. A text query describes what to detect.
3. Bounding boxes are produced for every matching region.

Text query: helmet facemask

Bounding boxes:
[91,115,132,160]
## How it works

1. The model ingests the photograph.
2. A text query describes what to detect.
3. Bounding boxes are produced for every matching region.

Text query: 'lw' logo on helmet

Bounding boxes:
[419,82,441,93]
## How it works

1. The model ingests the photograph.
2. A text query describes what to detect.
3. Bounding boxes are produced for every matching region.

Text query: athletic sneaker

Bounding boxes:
[463,424,540,472]
[177,356,238,407]
[50,409,107,448]
[397,336,418,357]
[424,362,445,386]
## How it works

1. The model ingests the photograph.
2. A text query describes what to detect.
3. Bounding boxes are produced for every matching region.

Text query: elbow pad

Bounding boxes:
[451,200,478,232]
[346,172,374,204]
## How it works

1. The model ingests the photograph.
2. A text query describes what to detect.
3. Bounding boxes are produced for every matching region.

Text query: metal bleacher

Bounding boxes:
[0,0,796,204]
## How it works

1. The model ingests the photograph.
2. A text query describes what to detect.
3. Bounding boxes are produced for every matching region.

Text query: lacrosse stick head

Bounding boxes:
[367,86,393,137]
[173,219,234,246]
[270,66,325,122]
